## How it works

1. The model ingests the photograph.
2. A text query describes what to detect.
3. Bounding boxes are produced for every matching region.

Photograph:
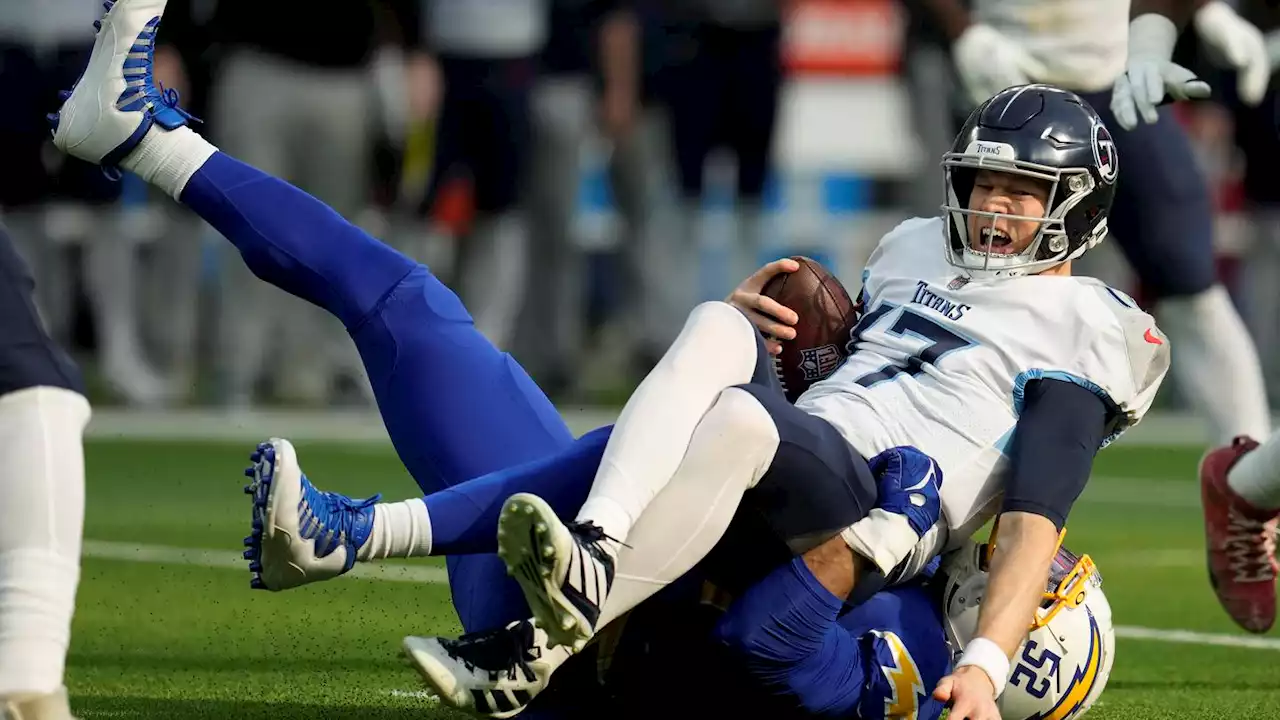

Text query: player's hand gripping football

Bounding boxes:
[1112,13,1212,130]
[934,665,1001,720]
[726,258,801,356]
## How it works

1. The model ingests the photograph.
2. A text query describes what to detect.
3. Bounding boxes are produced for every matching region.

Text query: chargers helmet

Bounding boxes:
[943,84,1118,279]
[939,534,1114,720]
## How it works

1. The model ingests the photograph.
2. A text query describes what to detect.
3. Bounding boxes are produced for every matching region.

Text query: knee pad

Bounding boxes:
[702,386,781,471]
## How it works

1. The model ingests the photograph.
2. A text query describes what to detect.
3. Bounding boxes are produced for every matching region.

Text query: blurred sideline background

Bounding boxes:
[6,0,1279,446]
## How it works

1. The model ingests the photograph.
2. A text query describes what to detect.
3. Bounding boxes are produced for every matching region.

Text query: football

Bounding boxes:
[761,256,860,402]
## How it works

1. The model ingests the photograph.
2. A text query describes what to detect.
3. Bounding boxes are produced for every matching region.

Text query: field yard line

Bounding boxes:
[1112,626,1280,651]
[81,540,449,584]
[388,690,438,701]
[84,540,1280,653]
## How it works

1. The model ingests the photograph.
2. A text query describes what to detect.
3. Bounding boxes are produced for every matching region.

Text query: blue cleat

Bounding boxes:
[50,0,197,176]
[242,438,378,591]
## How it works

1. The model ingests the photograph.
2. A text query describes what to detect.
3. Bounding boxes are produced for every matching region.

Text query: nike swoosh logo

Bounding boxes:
[1144,328,1163,345]
[904,463,936,492]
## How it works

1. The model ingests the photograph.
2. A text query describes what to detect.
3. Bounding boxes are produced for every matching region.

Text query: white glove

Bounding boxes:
[1112,14,1212,131]
[1195,0,1271,106]
[951,23,1048,107]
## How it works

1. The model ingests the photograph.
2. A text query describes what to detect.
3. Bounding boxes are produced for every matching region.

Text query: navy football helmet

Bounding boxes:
[942,84,1118,278]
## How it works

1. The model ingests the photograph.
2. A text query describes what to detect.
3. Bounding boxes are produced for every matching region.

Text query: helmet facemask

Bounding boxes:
[942,152,1107,279]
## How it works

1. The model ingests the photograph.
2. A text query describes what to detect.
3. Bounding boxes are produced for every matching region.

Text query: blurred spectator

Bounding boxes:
[148,0,216,403]
[0,0,169,405]
[898,0,969,218]
[1202,0,1280,397]
[662,0,783,302]
[407,0,549,350]
[157,1,410,409]
[608,0,694,374]
[515,0,639,394]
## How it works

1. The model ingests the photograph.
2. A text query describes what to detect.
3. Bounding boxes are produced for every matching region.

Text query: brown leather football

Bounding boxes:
[760,256,860,402]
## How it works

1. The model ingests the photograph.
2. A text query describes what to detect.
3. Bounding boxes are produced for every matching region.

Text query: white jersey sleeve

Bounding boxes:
[1051,281,1171,445]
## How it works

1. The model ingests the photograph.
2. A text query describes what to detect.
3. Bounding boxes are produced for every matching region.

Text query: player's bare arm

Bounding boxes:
[803,534,865,598]
[934,513,1057,720]
[977,513,1060,655]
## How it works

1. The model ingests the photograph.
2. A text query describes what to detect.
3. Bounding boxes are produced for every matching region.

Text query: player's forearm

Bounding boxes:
[805,534,864,599]
[960,512,1059,686]
[920,0,972,41]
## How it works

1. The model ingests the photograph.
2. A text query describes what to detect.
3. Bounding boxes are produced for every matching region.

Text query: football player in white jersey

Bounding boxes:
[930,0,1280,636]
[422,83,1166,720]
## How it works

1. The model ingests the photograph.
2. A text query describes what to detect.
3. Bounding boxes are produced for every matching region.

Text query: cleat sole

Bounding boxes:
[496,493,596,651]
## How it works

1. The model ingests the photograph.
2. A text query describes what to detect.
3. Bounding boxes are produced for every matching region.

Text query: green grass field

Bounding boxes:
[66,438,1280,719]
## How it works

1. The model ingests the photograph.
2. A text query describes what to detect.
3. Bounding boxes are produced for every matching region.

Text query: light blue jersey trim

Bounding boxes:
[1011,369,1126,448]
[993,426,1016,456]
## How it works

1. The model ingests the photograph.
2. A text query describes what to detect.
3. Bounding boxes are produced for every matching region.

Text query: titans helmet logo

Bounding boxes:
[1092,122,1117,184]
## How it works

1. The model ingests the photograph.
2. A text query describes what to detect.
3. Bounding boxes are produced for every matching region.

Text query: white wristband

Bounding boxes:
[955,637,1010,699]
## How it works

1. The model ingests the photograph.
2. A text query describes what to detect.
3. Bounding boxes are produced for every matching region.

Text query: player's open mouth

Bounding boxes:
[978,227,1015,254]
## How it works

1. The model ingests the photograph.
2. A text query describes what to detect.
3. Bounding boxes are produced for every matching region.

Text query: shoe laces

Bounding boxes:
[568,521,628,551]
[1224,510,1278,583]
[297,476,379,561]
[443,621,540,684]
[98,1,200,179]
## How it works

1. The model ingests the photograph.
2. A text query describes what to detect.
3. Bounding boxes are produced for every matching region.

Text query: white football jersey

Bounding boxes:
[795,217,1169,547]
[973,0,1131,92]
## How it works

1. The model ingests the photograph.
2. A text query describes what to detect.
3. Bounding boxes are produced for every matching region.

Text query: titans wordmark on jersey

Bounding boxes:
[795,217,1170,550]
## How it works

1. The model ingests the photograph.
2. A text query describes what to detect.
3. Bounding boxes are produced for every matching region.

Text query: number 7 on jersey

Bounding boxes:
[850,302,977,388]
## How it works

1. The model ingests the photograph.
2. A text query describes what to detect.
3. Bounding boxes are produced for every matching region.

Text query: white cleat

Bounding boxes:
[242,438,378,591]
[50,0,195,171]
[403,620,570,719]
[496,493,618,652]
